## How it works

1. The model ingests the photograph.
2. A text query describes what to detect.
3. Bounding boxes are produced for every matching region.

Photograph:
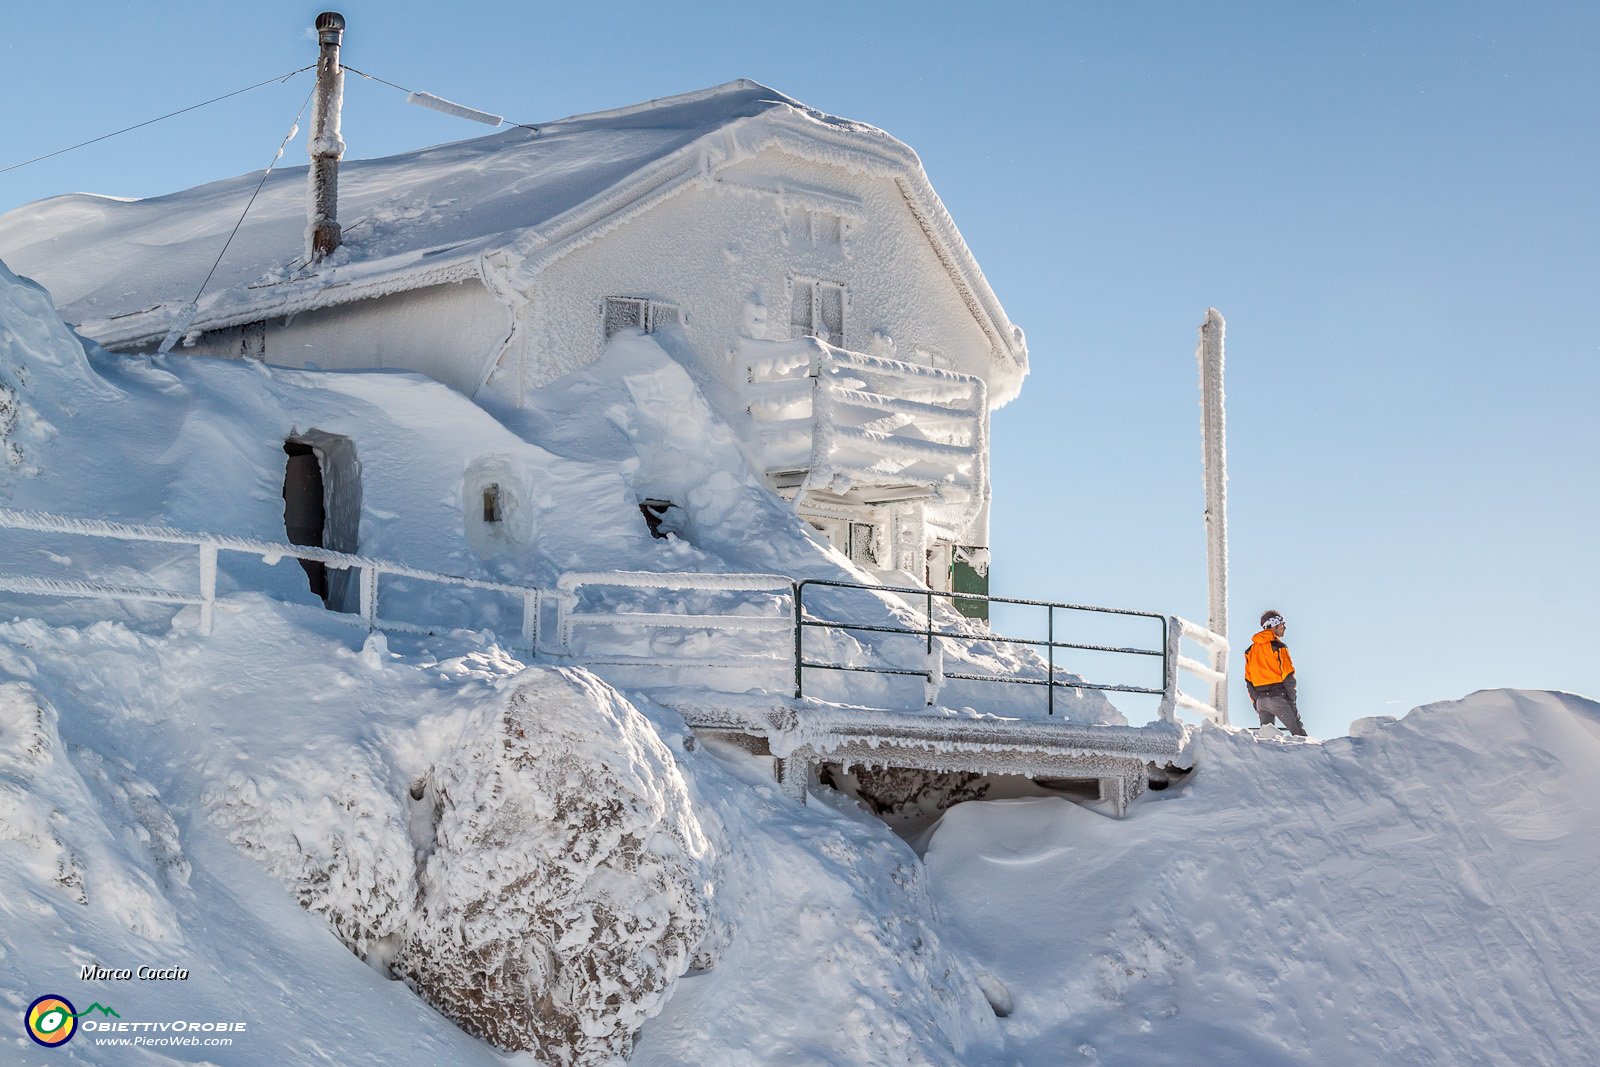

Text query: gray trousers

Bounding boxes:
[1254,691,1306,736]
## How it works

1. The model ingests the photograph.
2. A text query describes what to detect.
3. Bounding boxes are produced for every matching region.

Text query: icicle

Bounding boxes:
[406,92,503,127]
[156,301,199,355]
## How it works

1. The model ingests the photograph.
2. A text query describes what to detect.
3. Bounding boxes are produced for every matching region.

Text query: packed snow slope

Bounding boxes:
[926,689,1600,1065]
[0,605,998,1066]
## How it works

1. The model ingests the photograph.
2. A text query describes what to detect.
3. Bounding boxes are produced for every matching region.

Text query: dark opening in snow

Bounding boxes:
[639,499,681,540]
[282,440,328,602]
[282,431,362,610]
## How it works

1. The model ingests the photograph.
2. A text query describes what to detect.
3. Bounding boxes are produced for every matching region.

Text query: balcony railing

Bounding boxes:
[742,337,987,528]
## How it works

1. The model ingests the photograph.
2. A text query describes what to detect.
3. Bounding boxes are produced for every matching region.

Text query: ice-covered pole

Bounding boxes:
[306,11,345,264]
[1196,308,1229,723]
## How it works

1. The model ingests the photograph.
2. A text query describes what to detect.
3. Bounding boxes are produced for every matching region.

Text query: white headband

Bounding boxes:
[1261,615,1285,629]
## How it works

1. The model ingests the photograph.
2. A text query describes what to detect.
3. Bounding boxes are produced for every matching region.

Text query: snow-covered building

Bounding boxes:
[0,80,1025,604]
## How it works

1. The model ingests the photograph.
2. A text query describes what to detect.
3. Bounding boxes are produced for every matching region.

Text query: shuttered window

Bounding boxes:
[790,278,845,348]
[603,297,682,339]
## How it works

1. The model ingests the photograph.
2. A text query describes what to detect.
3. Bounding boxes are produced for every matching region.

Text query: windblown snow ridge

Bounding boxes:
[925,688,1600,1065]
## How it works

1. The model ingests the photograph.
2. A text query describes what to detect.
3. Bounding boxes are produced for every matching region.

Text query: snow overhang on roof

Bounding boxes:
[0,79,1028,403]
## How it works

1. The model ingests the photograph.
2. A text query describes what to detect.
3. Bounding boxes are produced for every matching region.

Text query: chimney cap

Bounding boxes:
[316,11,345,33]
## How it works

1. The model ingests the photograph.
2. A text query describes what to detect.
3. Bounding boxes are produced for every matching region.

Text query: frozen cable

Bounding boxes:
[0,66,315,176]
[158,87,316,355]
[342,63,539,132]
[406,92,502,127]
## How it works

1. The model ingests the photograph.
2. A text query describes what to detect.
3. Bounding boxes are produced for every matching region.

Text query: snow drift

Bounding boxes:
[925,689,1600,1065]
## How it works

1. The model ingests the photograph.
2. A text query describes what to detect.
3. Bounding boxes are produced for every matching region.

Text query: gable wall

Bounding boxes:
[514,149,1000,395]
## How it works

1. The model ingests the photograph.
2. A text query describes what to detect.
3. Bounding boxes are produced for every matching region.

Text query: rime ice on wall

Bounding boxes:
[0,80,1030,577]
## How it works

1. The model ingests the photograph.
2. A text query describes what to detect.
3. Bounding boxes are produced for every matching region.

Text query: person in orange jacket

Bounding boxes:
[1245,609,1307,737]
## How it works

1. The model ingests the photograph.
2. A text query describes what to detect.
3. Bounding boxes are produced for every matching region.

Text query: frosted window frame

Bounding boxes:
[787,206,846,247]
[789,277,846,348]
[602,296,682,340]
[847,522,877,566]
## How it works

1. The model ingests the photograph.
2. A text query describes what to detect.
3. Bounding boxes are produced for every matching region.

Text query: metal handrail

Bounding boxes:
[0,509,1226,723]
[0,507,543,650]
[794,578,1170,713]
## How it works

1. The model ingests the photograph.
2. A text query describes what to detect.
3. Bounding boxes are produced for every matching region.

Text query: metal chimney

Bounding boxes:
[307,12,346,264]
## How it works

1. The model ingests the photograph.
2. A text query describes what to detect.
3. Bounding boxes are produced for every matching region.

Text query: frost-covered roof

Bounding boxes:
[0,79,1026,385]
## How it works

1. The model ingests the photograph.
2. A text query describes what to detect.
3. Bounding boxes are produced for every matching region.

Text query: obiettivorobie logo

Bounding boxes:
[25,995,119,1048]
[25,992,247,1050]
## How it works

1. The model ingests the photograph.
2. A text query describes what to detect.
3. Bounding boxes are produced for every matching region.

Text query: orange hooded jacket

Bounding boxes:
[1244,628,1295,689]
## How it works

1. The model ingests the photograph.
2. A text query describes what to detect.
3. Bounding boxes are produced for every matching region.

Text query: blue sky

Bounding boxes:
[1,1,1594,737]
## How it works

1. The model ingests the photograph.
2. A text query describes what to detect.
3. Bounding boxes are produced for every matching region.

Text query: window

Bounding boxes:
[603,297,681,340]
[204,319,266,360]
[790,279,845,347]
[786,206,845,247]
[848,522,877,567]
[815,211,843,245]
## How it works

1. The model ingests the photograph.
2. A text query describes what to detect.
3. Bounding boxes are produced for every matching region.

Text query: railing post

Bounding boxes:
[197,542,217,635]
[557,589,575,653]
[522,590,538,658]
[1158,616,1180,723]
[358,564,378,627]
[1047,605,1055,716]
[1211,636,1230,726]
[924,589,936,706]
[793,581,804,700]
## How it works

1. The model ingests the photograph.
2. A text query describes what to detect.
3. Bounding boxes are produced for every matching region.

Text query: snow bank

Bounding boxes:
[0,260,108,484]
[631,725,1002,1065]
[166,612,721,1064]
[0,599,1009,1065]
[924,688,1600,1065]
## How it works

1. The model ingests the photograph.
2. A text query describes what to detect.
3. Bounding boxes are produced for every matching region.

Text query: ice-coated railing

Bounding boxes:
[0,508,1226,723]
[0,510,798,668]
[1159,616,1230,725]
[547,571,795,668]
[0,507,544,649]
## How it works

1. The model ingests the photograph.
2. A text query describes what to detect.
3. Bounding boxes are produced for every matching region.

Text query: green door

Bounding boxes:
[951,546,989,622]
